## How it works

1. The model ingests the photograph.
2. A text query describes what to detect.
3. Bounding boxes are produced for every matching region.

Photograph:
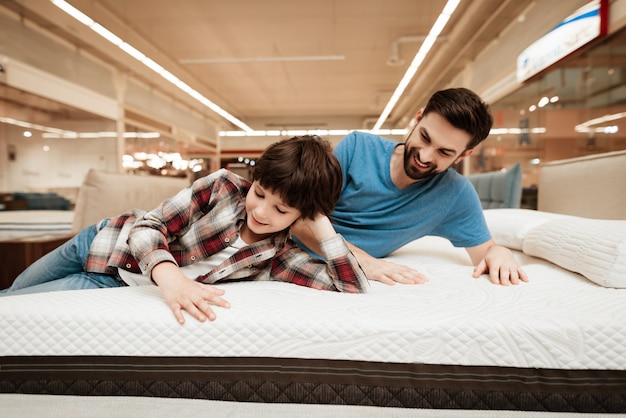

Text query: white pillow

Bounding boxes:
[522,217,626,288]
[483,209,573,250]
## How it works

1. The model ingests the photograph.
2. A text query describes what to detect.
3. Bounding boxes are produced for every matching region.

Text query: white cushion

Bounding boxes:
[483,209,572,250]
[522,217,626,288]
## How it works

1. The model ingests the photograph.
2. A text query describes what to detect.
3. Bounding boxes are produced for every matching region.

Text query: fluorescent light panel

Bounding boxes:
[0,116,76,136]
[51,0,460,136]
[373,0,461,130]
[181,55,345,64]
[219,129,409,138]
[575,111,626,133]
[51,0,254,133]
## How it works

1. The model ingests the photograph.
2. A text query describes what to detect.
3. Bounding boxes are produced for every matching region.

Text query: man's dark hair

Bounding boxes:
[422,88,493,150]
[252,135,342,219]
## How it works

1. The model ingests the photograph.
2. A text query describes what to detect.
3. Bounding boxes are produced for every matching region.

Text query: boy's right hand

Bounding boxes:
[292,213,336,242]
[152,262,230,324]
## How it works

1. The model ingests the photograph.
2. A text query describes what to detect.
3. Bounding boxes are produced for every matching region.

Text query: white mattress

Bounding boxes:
[0,210,73,240]
[1,236,625,371]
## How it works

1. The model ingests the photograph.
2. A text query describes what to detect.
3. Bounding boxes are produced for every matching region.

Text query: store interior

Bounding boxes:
[0,1,624,195]
[483,27,626,188]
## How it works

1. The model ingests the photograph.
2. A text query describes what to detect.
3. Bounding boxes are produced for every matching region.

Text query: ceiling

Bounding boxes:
[0,0,538,135]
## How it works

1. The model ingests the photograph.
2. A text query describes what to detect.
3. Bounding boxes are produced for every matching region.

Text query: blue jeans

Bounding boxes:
[0,219,126,296]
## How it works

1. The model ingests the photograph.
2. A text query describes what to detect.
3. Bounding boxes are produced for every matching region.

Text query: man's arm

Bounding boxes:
[346,242,429,285]
[466,239,529,286]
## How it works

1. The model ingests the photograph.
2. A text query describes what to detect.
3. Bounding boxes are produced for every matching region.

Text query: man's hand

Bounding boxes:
[469,242,529,286]
[350,244,428,285]
[152,262,230,324]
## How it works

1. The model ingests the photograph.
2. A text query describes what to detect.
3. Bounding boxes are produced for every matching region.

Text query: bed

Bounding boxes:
[1,209,625,413]
[0,210,74,241]
[1,154,625,414]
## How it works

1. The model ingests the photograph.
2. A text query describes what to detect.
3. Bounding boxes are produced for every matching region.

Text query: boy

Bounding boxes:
[1,135,369,323]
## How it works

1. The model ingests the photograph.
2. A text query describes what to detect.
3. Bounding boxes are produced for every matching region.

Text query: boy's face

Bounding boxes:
[245,181,301,237]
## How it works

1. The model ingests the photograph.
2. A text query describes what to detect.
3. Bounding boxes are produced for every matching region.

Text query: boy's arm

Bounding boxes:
[151,261,230,324]
[293,214,335,251]
[291,222,427,285]
[283,214,369,293]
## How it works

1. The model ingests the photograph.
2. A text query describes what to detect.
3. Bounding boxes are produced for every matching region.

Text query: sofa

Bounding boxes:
[71,169,190,233]
[466,163,522,209]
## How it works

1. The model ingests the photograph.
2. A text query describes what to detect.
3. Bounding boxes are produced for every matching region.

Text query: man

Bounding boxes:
[293,88,527,286]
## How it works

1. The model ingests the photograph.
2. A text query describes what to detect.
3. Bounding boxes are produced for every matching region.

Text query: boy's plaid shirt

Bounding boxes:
[84,169,368,293]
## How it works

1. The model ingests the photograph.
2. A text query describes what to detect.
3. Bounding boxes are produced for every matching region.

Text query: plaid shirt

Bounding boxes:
[85,169,368,293]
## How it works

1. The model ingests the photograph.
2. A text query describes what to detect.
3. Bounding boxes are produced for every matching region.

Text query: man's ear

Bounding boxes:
[455,148,474,165]
[414,108,424,123]
[409,109,425,129]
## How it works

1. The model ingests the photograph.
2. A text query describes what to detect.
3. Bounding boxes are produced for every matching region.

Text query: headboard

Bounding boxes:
[466,163,522,209]
[72,170,190,232]
[537,150,626,220]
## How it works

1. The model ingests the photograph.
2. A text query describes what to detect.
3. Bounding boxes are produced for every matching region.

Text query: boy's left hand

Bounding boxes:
[152,262,230,324]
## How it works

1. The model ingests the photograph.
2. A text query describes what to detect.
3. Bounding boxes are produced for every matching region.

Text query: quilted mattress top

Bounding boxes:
[1,236,625,370]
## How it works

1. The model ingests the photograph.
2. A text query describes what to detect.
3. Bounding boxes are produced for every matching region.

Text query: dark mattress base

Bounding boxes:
[1,356,625,412]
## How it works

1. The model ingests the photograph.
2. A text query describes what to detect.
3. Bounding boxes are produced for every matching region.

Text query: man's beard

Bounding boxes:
[403,146,440,181]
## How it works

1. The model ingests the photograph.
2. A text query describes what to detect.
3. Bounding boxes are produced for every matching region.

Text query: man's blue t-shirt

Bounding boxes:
[330,131,491,258]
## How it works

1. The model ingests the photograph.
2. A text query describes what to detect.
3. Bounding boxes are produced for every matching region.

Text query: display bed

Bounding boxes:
[0,210,73,241]
[1,209,625,413]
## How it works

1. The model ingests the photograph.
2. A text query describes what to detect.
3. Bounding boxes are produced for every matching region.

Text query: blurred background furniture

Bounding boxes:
[466,163,523,209]
[71,169,190,233]
[5,192,72,211]
[538,150,626,220]
[0,170,190,288]
[0,233,73,289]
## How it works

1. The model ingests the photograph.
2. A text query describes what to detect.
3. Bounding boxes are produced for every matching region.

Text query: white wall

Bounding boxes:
[0,124,117,192]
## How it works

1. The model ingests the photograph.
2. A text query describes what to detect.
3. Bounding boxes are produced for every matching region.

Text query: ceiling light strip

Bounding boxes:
[372,0,461,131]
[219,129,409,138]
[181,55,345,64]
[50,0,254,133]
[0,116,78,136]
[574,111,626,133]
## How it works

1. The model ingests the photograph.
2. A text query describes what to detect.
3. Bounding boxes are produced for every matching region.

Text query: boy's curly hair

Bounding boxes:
[252,135,342,219]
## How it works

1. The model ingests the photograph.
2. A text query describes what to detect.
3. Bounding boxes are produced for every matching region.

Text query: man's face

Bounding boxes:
[403,111,473,181]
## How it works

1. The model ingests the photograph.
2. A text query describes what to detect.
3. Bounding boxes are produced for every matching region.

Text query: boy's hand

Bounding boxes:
[292,213,336,241]
[152,262,230,324]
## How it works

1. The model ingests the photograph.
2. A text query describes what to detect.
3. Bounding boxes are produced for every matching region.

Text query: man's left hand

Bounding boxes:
[471,244,529,286]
